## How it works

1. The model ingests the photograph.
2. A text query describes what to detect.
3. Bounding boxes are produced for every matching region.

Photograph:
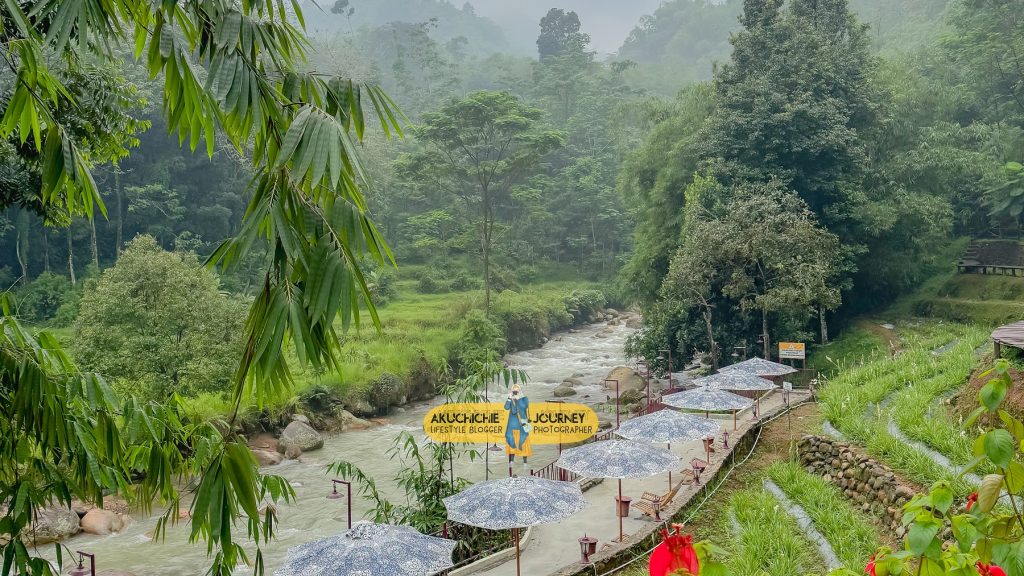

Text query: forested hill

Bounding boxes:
[301,0,513,55]
[617,0,953,95]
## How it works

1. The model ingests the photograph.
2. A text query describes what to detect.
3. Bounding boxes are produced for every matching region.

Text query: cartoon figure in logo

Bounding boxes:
[504,384,532,466]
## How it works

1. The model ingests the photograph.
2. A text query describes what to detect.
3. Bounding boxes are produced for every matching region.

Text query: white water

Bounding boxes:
[40,321,637,575]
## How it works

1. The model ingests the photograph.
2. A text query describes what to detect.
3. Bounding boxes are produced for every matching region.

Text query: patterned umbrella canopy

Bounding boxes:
[615,409,721,443]
[693,371,778,391]
[556,439,679,479]
[720,357,798,377]
[661,387,754,412]
[274,522,455,576]
[443,476,587,530]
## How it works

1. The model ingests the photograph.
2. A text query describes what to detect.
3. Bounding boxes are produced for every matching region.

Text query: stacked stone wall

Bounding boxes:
[798,435,917,534]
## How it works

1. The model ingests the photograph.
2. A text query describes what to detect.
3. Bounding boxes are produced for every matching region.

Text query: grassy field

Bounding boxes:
[180,279,605,423]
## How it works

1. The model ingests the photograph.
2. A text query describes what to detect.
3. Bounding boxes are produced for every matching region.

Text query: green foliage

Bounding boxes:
[399,90,564,311]
[563,289,607,324]
[14,272,73,323]
[366,372,404,413]
[0,298,294,576]
[452,309,505,367]
[843,360,1024,575]
[72,236,246,401]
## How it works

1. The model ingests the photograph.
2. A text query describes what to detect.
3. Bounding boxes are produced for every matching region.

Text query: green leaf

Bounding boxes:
[980,377,1008,412]
[982,429,1015,467]
[907,520,940,555]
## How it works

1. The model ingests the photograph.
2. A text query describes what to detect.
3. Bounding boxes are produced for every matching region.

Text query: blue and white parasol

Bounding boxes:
[614,409,720,444]
[719,356,798,377]
[274,522,455,576]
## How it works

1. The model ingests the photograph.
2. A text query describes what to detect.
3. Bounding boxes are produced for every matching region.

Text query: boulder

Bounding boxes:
[80,509,127,535]
[347,399,375,418]
[553,385,577,398]
[619,389,646,405]
[26,507,81,544]
[338,409,372,431]
[290,414,311,425]
[603,366,645,393]
[277,421,324,454]
[284,445,302,460]
[625,317,643,329]
[252,448,284,466]
[561,377,583,386]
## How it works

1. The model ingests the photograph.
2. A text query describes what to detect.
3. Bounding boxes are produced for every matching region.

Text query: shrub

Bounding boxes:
[367,269,398,305]
[564,289,606,323]
[16,272,73,322]
[450,271,481,292]
[452,309,505,367]
[367,372,404,413]
[515,265,538,284]
[488,266,519,293]
[417,274,446,294]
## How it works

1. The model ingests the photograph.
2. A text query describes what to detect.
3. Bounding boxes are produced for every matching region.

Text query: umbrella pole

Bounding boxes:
[514,527,521,576]
[618,479,624,543]
[667,442,672,491]
[733,409,737,431]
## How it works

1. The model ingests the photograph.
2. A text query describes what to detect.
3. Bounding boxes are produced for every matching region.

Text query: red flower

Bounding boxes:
[649,526,699,576]
[977,562,1008,576]
[864,555,876,576]
[967,492,979,512]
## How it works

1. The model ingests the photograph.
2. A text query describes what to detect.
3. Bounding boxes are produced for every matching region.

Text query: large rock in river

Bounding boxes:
[603,366,645,392]
[80,508,127,535]
[277,421,324,454]
[251,448,284,466]
[553,385,577,398]
[25,506,81,544]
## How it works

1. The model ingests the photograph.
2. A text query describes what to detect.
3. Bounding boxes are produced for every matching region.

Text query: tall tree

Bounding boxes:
[402,91,563,311]
[537,8,586,60]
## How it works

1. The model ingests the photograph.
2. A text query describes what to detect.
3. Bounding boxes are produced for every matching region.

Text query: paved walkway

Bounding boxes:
[475,390,806,576]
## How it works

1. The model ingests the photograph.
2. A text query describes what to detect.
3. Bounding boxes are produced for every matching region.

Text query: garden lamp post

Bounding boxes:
[732,345,746,361]
[636,359,650,405]
[327,479,352,530]
[657,349,673,390]
[68,551,95,576]
[604,379,620,428]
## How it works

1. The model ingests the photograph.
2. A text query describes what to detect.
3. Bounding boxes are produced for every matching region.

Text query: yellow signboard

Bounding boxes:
[779,342,806,360]
[423,402,599,446]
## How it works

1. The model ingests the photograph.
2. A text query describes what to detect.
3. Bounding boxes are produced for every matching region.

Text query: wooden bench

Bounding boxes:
[632,491,663,520]
[634,477,689,520]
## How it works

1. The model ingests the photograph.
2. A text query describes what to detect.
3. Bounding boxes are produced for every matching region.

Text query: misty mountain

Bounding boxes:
[466,0,664,54]
[302,0,513,55]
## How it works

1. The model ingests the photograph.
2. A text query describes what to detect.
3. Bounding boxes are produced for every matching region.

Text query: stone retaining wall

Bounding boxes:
[549,396,808,576]
[798,435,917,532]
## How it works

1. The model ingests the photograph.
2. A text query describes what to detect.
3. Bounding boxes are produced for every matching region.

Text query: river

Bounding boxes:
[42,320,638,575]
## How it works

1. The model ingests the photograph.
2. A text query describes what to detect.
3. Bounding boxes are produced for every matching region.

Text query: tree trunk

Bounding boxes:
[67,227,76,286]
[14,210,29,284]
[761,308,770,360]
[42,228,50,272]
[702,307,719,370]
[90,218,99,269]
[115,168,123,257]
[481,185,491,315]
[819,304,829,345]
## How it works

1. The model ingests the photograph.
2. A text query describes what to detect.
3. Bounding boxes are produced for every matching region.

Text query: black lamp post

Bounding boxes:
[603,379,620,428]
[657,349,673,390]
[327,479,352,530]
[68,551,95,576]
[636,359,650,405]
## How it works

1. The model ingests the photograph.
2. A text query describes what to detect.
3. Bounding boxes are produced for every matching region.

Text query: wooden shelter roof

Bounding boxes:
[992,321,1024,350]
